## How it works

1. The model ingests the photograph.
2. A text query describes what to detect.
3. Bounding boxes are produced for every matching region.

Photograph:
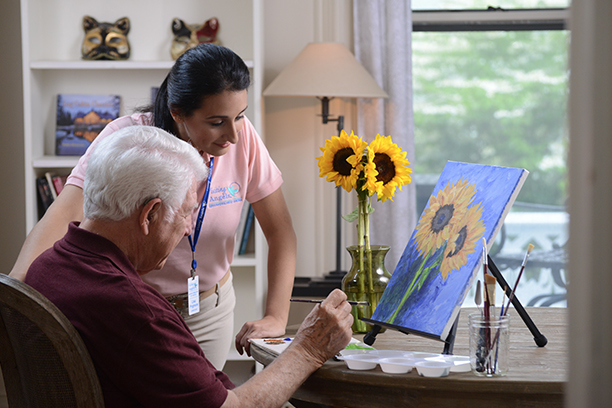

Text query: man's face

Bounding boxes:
[139,180,199,274]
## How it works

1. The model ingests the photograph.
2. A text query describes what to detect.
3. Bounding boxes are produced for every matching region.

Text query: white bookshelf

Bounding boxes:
[20,0,266,365]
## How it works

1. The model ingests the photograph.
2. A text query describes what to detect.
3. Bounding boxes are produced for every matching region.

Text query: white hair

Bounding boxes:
[83,125,207,221]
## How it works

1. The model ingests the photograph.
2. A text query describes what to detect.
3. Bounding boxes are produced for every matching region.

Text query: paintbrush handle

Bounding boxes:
[504,245,534,315]
[290,298,369,306]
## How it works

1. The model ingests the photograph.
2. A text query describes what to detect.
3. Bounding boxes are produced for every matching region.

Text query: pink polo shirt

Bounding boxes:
[67,113,283,296]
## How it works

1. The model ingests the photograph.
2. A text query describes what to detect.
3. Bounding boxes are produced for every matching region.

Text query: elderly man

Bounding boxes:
[25,125,353,408]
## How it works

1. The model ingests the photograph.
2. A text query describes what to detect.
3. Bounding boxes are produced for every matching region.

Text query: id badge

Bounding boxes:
[187,275,200,316]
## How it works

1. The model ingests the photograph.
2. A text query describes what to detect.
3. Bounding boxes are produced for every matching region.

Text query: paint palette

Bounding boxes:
[425,354,471,373]
[340,353,381,370]
[415,360,453,377]
[378,357,418,374]
[337,349,468,375]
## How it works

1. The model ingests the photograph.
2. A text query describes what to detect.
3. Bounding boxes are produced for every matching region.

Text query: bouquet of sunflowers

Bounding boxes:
[317,130,412,329]
[317,130,412,252]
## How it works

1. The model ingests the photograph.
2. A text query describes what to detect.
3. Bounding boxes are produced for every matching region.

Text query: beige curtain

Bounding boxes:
[353,0,416,271]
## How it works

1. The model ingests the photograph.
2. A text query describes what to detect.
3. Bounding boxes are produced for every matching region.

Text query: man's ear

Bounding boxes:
[139,198,162,235]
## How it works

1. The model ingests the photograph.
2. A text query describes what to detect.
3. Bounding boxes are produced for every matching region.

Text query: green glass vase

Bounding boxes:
[342,245,392,334]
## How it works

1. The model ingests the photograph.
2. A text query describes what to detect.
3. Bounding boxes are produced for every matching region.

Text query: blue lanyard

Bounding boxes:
[188,157,214,274]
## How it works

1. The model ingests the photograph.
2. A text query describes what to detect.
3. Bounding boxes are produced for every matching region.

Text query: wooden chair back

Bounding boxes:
[0,273,104,407]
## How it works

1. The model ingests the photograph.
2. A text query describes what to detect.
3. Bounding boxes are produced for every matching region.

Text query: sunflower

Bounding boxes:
[365,134,412,202]
[316,130,367,192]
[439,203,486,280]
[413,178,476,256]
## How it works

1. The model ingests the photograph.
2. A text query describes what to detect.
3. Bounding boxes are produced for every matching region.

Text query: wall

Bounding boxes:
[567,0,612,406]
[0,0,356,284]
[0,0,24,402]
[0,0,26,274]
[263,0,357,279]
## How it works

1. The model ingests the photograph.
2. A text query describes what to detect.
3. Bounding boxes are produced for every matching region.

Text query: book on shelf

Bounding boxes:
[44,171,68,198]
[36,176,54,215]
[44,172,58,200]
[55,94,121,156]
[234,203,251,256]
[151,87,159,104]
[239,204,255,255]
[51,174,68,196]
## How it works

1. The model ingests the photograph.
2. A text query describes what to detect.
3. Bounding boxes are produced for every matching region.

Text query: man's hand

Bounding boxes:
[291,289,354,366]
[223,289,353,408]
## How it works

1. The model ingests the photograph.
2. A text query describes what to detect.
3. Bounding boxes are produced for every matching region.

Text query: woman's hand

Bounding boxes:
[238,189,296,356]
[235,315,286,356]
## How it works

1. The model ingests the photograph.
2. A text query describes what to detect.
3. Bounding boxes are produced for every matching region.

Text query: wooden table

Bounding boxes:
[251,307,567,408]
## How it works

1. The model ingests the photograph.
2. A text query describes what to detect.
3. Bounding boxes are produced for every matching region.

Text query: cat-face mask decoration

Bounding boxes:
[81,16,131,60]
[171,17,220,60]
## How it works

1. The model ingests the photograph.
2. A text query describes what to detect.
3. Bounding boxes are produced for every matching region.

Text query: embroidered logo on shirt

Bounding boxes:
[209,183,242,207]
[227,183,240,197]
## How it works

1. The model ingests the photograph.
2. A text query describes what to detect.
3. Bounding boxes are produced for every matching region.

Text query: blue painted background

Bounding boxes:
[371,161,527,339]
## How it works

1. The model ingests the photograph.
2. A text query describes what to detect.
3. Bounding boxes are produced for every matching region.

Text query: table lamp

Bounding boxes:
[263,42,388,276]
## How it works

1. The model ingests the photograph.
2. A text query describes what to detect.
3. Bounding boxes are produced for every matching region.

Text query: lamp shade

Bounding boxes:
[263,42,388,99]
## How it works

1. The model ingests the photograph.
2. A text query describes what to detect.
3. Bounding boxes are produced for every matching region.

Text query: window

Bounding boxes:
[411,1,569,307]
[412,0,569,10]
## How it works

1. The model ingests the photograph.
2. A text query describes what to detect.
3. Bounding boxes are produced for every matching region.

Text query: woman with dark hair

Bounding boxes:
[10,43,297,370]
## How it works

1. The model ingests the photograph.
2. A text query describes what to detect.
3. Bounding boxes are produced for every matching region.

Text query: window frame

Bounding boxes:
[412,8,569,31]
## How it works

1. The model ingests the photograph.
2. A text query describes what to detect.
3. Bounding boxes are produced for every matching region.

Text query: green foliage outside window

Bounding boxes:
[413,29,569,207]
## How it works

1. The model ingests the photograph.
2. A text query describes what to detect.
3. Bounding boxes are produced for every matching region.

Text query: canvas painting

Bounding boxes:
[368,161,528,342]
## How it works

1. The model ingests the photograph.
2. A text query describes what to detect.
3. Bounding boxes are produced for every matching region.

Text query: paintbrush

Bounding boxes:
[485,273,497,318]
[482,238,491,320]
[290,298,369,306]
[481,238,493,372]
[499,287,507,317]
[475,280,483,315]
[503,243,534,316]
[491,286,508,373]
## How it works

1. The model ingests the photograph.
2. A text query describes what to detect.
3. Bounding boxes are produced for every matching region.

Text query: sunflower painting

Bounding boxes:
[369,161,528,342]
